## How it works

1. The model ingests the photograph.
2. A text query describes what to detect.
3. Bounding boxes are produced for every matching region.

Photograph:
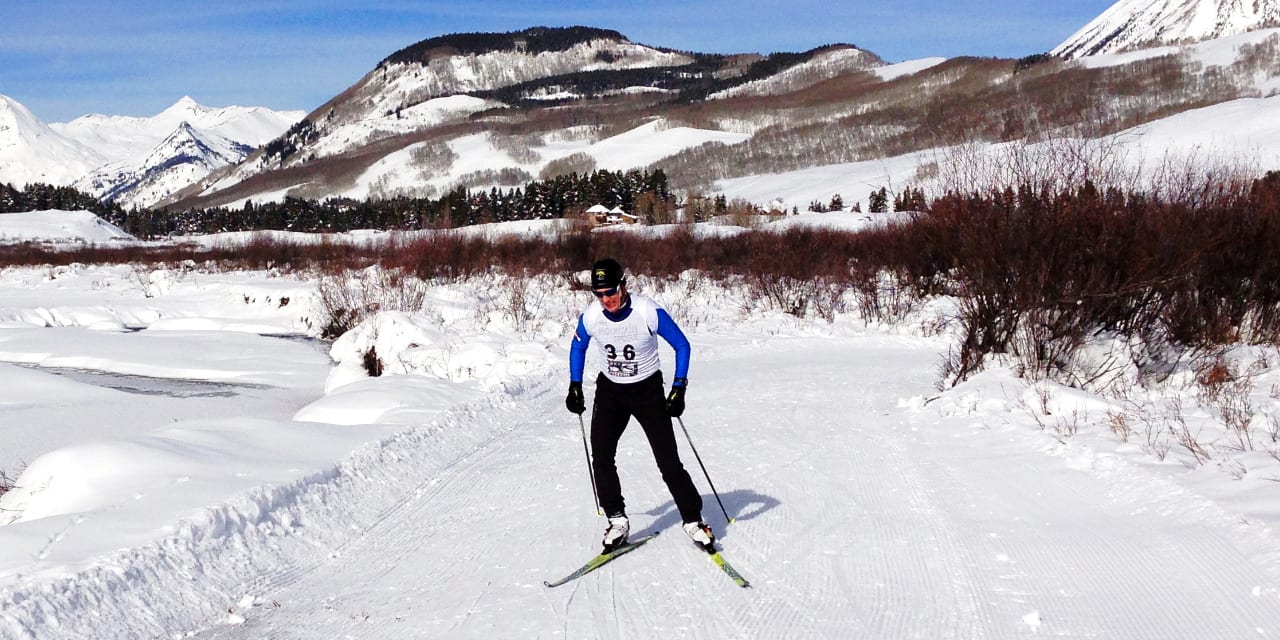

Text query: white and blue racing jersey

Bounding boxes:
[569,293,690,385]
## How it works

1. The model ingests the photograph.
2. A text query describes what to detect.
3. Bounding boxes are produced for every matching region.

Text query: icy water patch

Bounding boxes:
[17,364,272,398]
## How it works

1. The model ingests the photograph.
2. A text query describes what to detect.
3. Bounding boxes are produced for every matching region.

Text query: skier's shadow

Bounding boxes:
[640,489,779,538]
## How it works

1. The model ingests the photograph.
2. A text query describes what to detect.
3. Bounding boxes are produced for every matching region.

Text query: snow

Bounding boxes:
[3,211,1280,637]
[0,96,105,186]
[0,94,303,209]
[872,57,948,82]
[341,119,751,201]
[1053,0,1280,58]
[583,120,751,172]
[308,95,498,163]
[0,210,134,244]
[1073,26,1280,71]
[715,149,935,214]
[1120,93,1280,162]
[51,96,304,164]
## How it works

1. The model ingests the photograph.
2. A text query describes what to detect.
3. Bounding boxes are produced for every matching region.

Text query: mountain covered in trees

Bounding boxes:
[164,9,1280,217]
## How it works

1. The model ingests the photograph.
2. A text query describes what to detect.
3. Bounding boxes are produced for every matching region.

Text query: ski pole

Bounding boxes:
[675,417,735,524]
[578,413,603,515]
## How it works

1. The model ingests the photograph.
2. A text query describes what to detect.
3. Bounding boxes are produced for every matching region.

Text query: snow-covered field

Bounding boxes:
[3,212,1280,638]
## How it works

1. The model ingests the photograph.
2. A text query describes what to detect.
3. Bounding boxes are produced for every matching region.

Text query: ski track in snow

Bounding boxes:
[8,332,1280,638]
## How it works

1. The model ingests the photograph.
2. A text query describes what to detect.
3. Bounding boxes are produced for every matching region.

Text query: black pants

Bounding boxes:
[590,371,703,523]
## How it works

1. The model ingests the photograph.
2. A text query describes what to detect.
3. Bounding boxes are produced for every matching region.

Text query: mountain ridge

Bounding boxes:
[1053,0,1280,58]
[0,95,304,209]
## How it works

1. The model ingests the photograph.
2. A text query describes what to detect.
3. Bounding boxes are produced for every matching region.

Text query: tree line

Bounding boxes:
[2,168,674,239]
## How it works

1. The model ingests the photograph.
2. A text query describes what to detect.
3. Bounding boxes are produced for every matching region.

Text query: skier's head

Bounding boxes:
[591,258,626,291]
[590,258,627,312]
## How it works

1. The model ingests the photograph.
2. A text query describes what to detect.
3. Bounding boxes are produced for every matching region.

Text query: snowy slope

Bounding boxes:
[0,96,105,186]
[0,210,133,244]
[1054,0,1280,58]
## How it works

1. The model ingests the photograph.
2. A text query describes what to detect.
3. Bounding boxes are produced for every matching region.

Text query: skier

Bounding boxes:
[565,257,716,552]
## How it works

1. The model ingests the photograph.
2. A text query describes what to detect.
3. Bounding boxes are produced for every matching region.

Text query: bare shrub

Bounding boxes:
[0,463,21,499]
[933,133,1138,198]
[497,271,560,334]
[1165,398,1212,465]
[1011,307,1087,382]
[1053,410,1083,442]
[314,267,429,339]
[1114,401,1176,461]
[851,270,920,325]
[744,273,830,319]
[913,166,1280,388]
[1193,355,1265,452]
[1145,421,1172,461]
[1265,411,1280,462]
[1107,410,1132,442]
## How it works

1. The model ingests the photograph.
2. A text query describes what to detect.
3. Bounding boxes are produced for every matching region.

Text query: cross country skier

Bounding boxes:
[565,257,716,552]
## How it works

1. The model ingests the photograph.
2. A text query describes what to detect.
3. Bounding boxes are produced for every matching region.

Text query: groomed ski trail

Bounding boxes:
[169,333,1280,638]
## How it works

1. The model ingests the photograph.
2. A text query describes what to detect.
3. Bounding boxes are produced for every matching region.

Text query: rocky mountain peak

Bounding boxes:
[1053,0,1280,58]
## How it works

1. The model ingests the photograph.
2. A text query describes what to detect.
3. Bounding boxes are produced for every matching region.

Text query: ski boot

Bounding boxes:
[602,514,630,552]
[683,521,716,553]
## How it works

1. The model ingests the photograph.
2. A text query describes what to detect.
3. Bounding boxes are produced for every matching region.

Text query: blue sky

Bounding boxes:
[1,1,1118,123]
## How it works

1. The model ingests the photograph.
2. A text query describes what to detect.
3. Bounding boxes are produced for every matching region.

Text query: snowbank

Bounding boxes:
[0,209,133,244]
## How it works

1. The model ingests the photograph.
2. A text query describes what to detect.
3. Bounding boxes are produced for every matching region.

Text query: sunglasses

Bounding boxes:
[592,285,621,298]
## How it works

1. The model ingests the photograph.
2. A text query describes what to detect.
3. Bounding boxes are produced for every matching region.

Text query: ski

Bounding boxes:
[691,540,751,588]
[543,533,659,588]
[707,550,751,588]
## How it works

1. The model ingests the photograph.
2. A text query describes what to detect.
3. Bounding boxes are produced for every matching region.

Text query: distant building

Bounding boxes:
[585,204,638,226]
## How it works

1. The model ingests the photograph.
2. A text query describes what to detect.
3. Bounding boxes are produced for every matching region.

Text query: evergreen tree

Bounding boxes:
[868,187,889,213]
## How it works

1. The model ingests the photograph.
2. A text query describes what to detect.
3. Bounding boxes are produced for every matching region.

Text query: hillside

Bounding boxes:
[165,23,1280,215]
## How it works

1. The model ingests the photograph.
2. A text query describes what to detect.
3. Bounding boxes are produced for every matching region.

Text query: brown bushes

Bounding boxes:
[895,172,1280,385]
[6,170,1280,390]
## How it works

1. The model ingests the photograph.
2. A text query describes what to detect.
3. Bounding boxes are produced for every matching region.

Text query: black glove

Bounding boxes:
[666,378,687,417]
[565,381,585,414]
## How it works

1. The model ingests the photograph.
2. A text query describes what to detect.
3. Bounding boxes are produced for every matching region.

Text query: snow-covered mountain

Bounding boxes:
[1053,0,1280,58]
[75,122,254,210]
[0,95,106,186]
[0,94,303,208]
[173,27,888,209]
[244,27,704,173]
[51,96,302,163]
